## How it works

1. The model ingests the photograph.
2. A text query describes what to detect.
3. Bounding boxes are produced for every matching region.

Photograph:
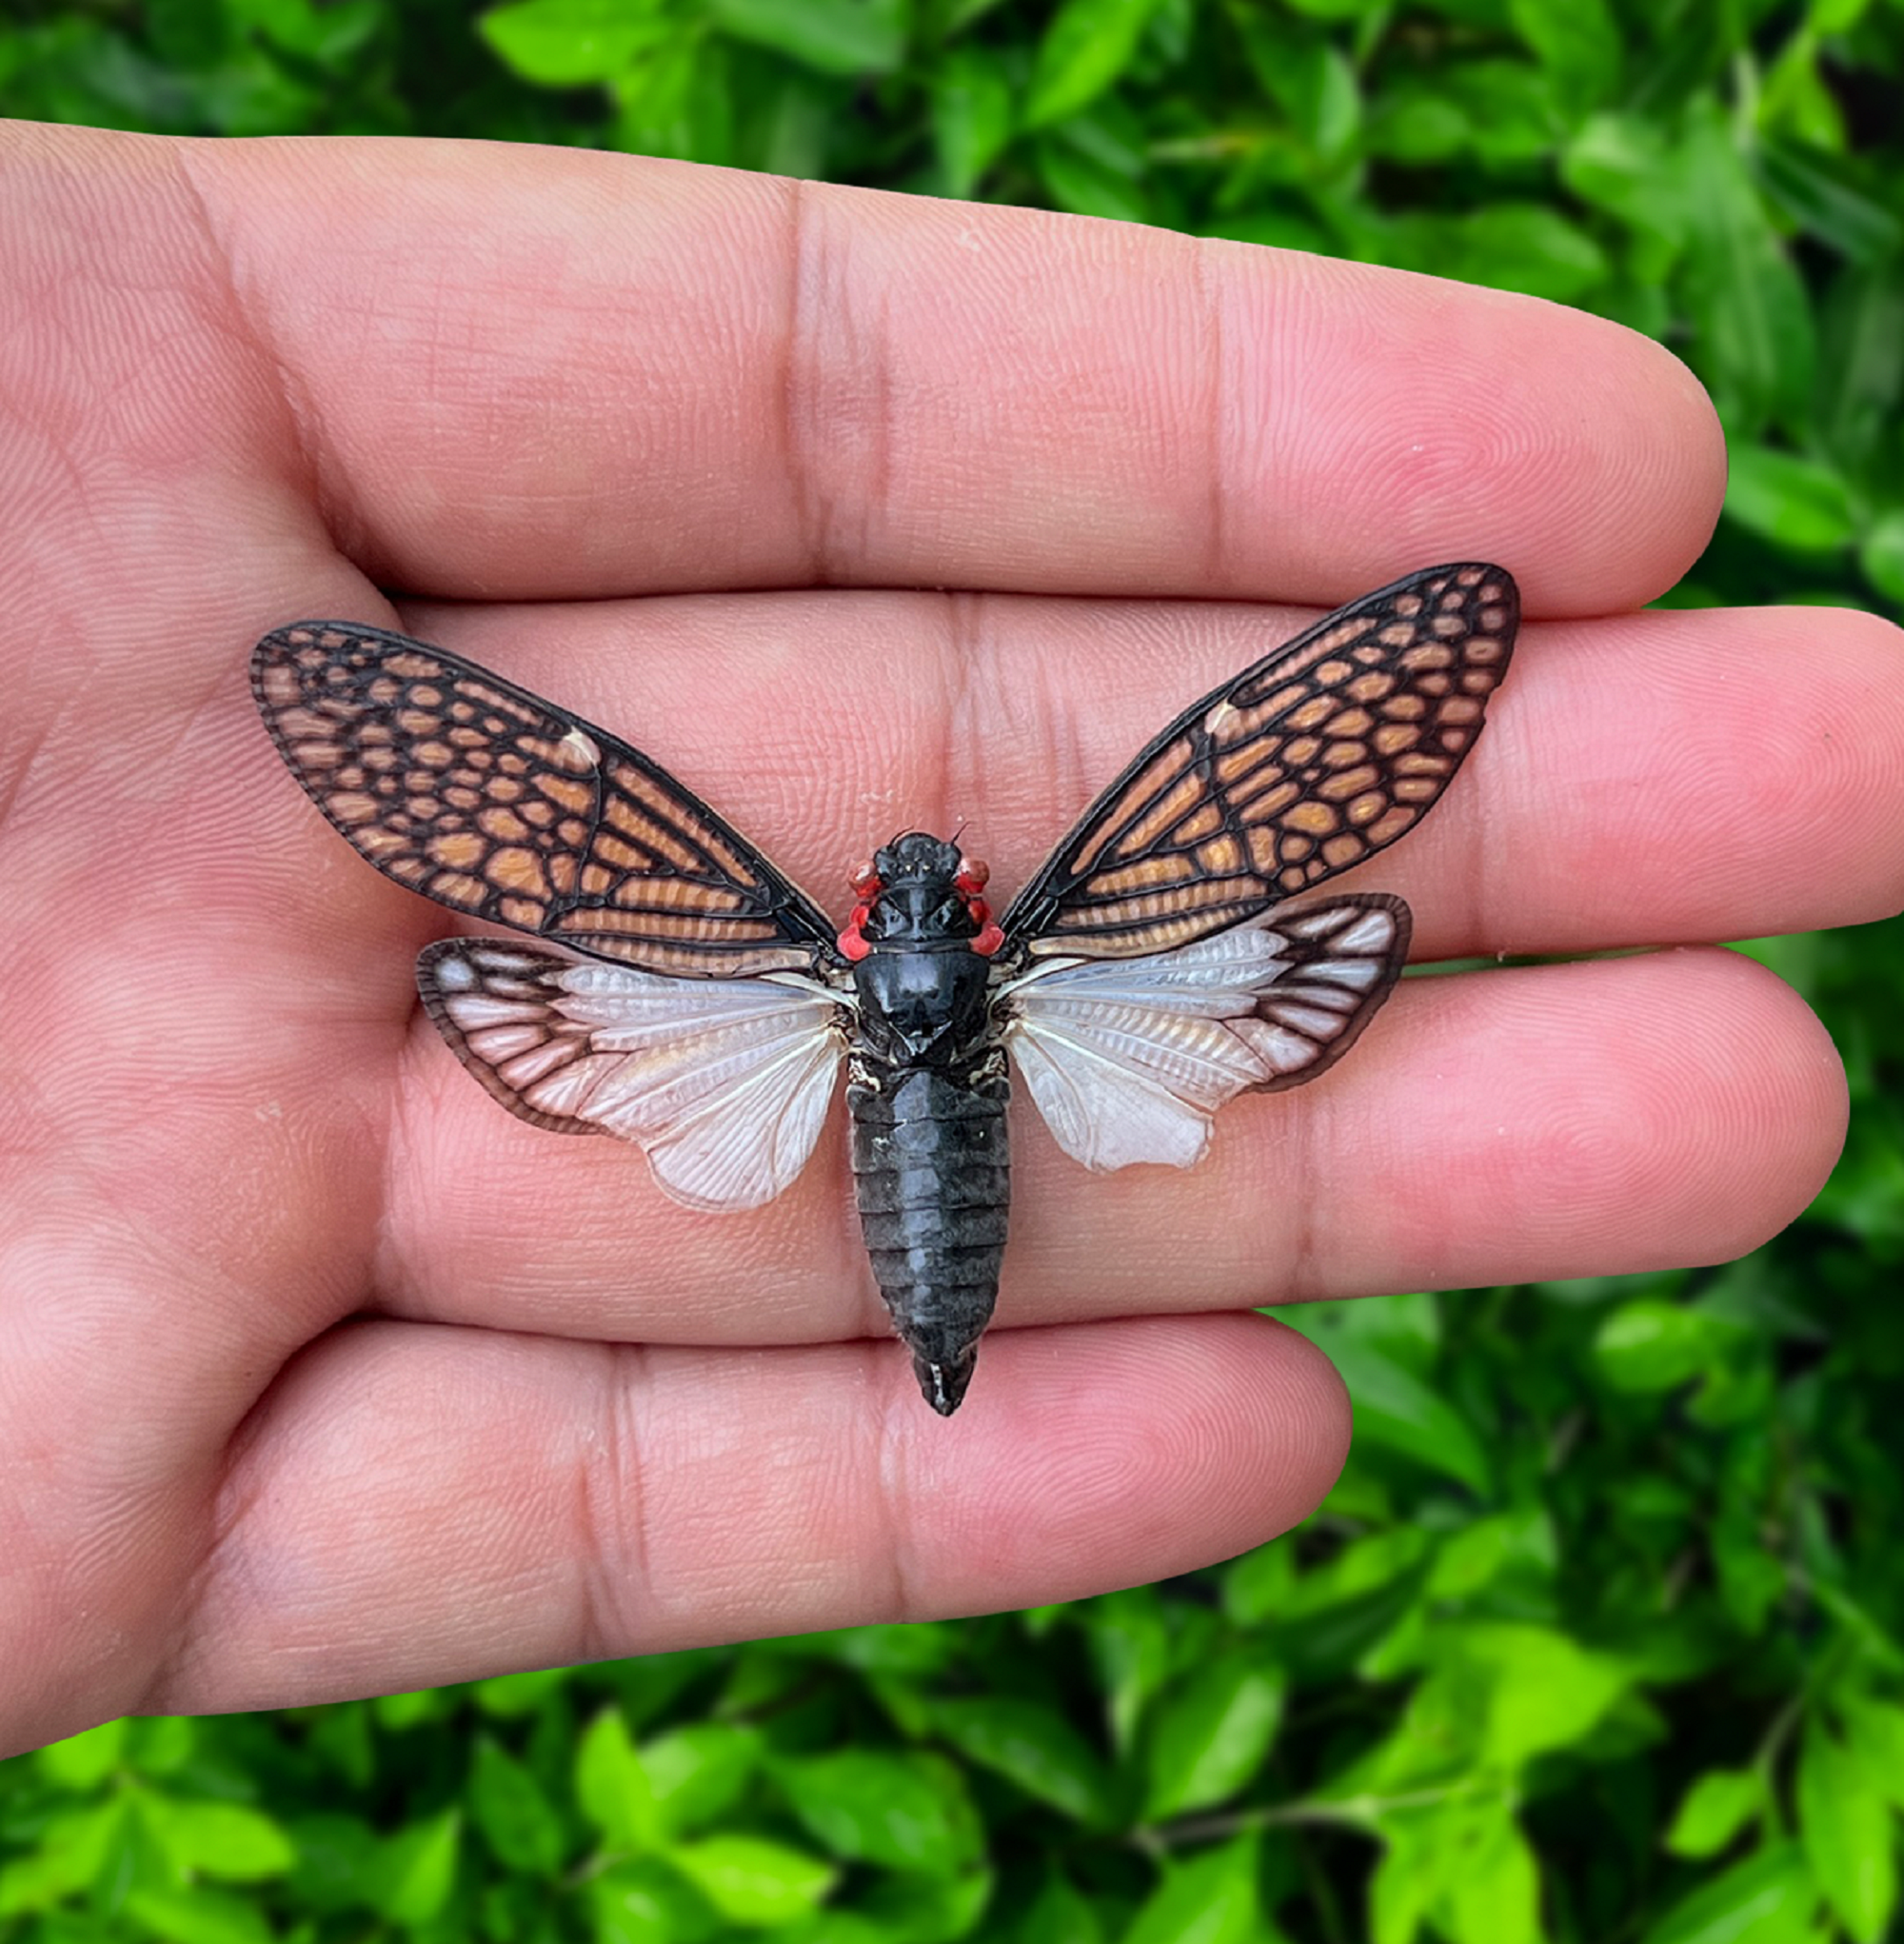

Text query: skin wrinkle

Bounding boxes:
[156,1380,280,1716]
[576,1341,646,1661]
[343,929,436,1322]
[773,175,809,581]
[869,280,898,579]
[169,143,329,546]
[782,175,843,586]
[1193,239,1232,595]
[1277,1030,1331,1307]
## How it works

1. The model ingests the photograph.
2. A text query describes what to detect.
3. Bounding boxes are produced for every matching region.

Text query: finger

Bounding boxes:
[154,1311,1348,1715]
[26,127,1719,614]
[380,947,1843,1338]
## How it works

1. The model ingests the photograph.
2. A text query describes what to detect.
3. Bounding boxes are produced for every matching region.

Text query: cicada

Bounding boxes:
[253,564,1517,1414]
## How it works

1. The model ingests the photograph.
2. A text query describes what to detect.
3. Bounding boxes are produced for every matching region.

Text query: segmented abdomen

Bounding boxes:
[847,1063,1010,1417]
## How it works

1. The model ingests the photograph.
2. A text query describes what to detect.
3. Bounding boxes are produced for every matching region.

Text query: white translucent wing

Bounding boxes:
[1002,893,1410,1172]
[417,940,848,1212]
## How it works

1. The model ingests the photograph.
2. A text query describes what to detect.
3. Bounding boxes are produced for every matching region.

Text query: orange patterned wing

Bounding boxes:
[1001,564,1517,959]
[252,623,839,979]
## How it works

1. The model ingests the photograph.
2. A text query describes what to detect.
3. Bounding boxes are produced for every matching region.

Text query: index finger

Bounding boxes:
[53,129,1723,614]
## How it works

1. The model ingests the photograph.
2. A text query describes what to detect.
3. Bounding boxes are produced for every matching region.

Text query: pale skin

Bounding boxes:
[1,120,1895,1759]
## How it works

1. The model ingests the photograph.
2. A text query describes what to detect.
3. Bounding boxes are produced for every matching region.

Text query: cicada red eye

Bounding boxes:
[850,861,882,898]
[954,855,989,895]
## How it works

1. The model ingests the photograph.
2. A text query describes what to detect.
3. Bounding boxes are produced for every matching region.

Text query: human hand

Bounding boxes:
[3,123,1887,1756]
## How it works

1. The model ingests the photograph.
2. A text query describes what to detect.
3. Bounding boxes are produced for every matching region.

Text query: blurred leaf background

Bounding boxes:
[4,1,1904,1939]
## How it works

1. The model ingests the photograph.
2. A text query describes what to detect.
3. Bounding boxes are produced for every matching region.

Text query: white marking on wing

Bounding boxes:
[1003,900,1405,1172]
[422,942,846,1212]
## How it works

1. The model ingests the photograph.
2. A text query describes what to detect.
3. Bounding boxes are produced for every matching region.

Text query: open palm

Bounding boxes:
[4,124,1888,1757]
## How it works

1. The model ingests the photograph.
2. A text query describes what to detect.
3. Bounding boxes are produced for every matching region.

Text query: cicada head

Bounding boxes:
[838,831,1002,958]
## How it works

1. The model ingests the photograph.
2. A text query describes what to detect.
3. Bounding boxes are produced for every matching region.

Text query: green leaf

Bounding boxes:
[577,1708,660,1852]
[1640,1840,1820,1944]
[1564,113,1690,266]
[138,1796,295,1880]
[590,1856,723,1944]
[1508,0,1618,109]
[1424,1510,1557,1603]
[1442,1803,1544,1944]
[667,1835,837,1926]
[1796,1719,1896,1942]
[285,1815,379,1914]
[1679,104,1815,434]
[811,1621,965,1674]
[934,1697,1111,1822]
[1122,1834,1267,1944]
[303,1704,375,1788]
[1284,39,1361,160]
[1756,43,1847,153]
[779,1751,982,1875]
[123,1886,273,1944]
[932,44,1014,197]
[1052,101,1147,180]
[479,0,668,87]
[1725,446,1857,554]
[367,1809,460,1927]
[1222,1540,1298,1624]
[35,1719,127,1789]
[372,1689,446,1731]
[472,1668,572,1716]
[147,0,229,67]
[1484,1632,1632,1768]
[1402,1624,1633,1771]
[468,1736,567,1875]
[1368,1798,1546,1944]
[1667,1768,1765,1857]
[612,30,729,165]
[1276,1320,1492,1494]
[1455,202,1608,303]
[705,0,907,75]
[232,0,381,64]
[1843,1699,1904,1812]
[1594,1299,1740,1392]
[1443,58,1562,165]
[1366,83,1471,164]
[125,1717,197,1777]
[1087,1586,1174,1754]
[1858,509,1904,605]
[1815,260,1904,469]
[855,1863,996,1943]
[0,1802,129,1916]
[1033,136,1151,224]
[1143,1651,1285,1821]
[1713,1517,1791,1634]
[1755,141,1901,265]
[1274,1569,1432,1684]
[1006,1866,1105,1944]
[1023,0,1158,130]
[641,1723,759,1837]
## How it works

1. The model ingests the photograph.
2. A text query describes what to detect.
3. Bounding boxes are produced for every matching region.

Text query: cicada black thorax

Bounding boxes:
[838,832,1009,1416]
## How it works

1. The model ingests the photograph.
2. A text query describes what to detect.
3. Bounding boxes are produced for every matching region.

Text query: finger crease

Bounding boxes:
[1194,240,1234,593]
[575,1340,649,1659]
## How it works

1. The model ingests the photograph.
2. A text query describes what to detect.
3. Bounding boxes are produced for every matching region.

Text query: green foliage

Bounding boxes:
[6,1,1904,1939]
